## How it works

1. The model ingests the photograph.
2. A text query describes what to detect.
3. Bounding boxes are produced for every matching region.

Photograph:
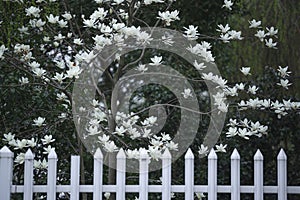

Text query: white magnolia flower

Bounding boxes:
[222,0,233,10]
[182,88,193,99]
[66,66,83,79]
[220,33,232,43]
[144,0,163,5]
[15,153,25,164]
[27,138,37,148]
[149,146,161,161]
[226,127,238,137]
[104,192,110,200]
[0,44,7,59]
[127,149,140,159]
[249,19,261,28]
[277,66,291,78]
[86,126,100,135]
[33,117,46,127]
[41,135,55,144]
[98,134,110,143]
[53,72,65,83]
[25,6,41,18]
[47,14,59,24]
[104,141,118,152]
[238,128,251,139]
[265,38,277,49]
[3,132,15,142]
[137,64,148,72]
[183,25,199,40]
[228,30,243,40]
[215,144,227,153]
[277,79,292,89]
[255,30,266,42]
[19,77,29,85]
[235,83,245,90]
[33,68,46,77]
[58,19,68,28]
[18,26,29,34]
[217,24,230,33]
[157,10,180,26]
[113,0,124,4]
[136,31,152,44]
[43,145,55,154]
[114,126,126,136]
[62,12,72,20]
[248,85,259,95]
[196,192,206,200]
[166,141,178,151]
[90,7,108,21]
[14,139,27,149]
[83,18,96,28]
[73,38,83,45]
[150,56,162,66]
[193,60,206,70]
[266,26,278,36]
[198,144,209,156]
[240,67,251,76]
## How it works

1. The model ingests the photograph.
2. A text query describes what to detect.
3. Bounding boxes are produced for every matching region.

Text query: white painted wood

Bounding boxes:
[162,149,172,200]
[93,148,103,200]
[184,148,194,200]
[208,149,217,200]
[254,149,263,200]
[71,156,80,200]
[24,149,34,200]
[277,149,287,200]
[0,146,14,200]
[4,147,300,198]
[47,149,57,200]
[139,149,149,200]
[231,149,240,200]
[116,148,126,200]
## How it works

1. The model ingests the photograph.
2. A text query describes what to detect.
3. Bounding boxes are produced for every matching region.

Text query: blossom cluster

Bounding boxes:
[0,0,299,172]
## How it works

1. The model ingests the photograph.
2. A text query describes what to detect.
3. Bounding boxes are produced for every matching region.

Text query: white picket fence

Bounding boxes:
[0,146,300,200]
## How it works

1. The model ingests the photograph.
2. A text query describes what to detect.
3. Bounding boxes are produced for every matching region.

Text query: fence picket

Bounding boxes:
[162,149,172,200]
[47,149,57,200]
[231,149,240,200]
[71,156,80,200]
[208,149,217,200]
[117,148,126,200]
[139,149,149,200]
[185,148,194,200]
[93,148,103,200]
[0,146,14,200]
[24,149,34,200]
[254,149,263,200]
[1,146,300,198]
[278,149,287,200]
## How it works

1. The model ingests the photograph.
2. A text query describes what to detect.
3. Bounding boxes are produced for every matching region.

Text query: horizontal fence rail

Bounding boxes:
[0,146,300,200]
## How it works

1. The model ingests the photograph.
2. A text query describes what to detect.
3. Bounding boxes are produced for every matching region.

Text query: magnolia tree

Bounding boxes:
[0,0,299,199]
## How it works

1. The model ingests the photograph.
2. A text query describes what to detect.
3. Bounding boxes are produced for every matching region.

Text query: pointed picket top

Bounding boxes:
[277,149,287,160]
[48,148,57,159]
[162,148,172,159]
[117,148,126,159]
[94,148,103,159]
[230,148,240,160]
[184,148,194,159]
[208,148,217,159]
[254,149,263,161]
[0,146,13,157]
[25,149,34,159]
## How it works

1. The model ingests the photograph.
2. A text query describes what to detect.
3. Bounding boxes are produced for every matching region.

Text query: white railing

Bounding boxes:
[0,146,300,200]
